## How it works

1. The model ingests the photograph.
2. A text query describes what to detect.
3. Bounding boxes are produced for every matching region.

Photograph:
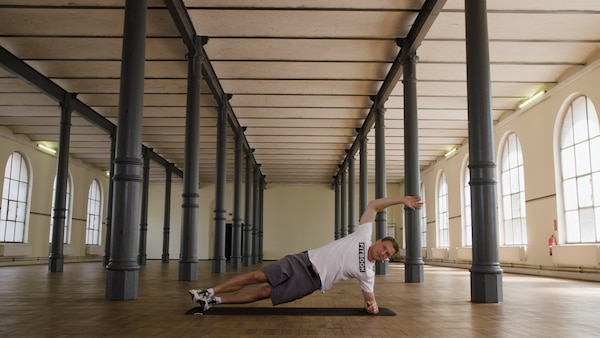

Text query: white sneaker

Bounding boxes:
[188,289,210,303]
[200,296,217,312]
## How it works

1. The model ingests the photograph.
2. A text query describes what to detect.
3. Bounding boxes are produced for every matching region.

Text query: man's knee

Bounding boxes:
[250,270,268,283]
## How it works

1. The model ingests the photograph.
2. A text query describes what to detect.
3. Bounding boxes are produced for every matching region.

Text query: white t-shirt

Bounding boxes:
[307,222,375,293]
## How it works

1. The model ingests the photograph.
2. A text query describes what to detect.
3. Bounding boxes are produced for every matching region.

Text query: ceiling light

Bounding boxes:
[518,90,546,108]
[444,147,457,158]
[37,143,56,155]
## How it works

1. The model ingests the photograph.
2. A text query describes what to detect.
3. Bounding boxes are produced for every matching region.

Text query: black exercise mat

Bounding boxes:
[185,306,396,316]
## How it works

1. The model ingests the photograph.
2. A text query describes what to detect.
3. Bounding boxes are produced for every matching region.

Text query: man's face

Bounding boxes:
[368,239,397,262]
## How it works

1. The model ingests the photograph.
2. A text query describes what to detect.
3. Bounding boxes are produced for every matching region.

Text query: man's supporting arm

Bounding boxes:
[362,290,379,314]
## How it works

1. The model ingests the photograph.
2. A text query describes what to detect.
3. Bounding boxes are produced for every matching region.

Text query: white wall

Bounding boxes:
[0,128,109,261]
[420,58,600,272]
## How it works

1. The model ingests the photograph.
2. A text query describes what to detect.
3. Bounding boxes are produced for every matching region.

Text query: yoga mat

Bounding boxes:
[185,306,396,316]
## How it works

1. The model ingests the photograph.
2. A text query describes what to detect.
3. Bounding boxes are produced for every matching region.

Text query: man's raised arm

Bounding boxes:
[358,196,422,224]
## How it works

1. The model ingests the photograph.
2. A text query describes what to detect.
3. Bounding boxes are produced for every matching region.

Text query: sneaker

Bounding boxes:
[188,289,210,303]
[200,296,217,312]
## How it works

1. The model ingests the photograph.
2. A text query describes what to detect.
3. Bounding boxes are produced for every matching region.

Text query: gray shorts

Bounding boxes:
[260,252,321,306]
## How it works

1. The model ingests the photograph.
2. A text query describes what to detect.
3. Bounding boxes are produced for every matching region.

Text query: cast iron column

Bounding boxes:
[258,176,265,263]
[242,152,253,266]
[103,131,116,267]
[359,135,368,217]
[105,0,146,300]
[340,167,347,237]
[137,148,150,265]
[252,167,260,264]
[161,164,172,263]
[179,35,205,281]
[48,92,75,272]
[375,107,388,275]
[212,100,228,273]
[465,0,503,303]
[402,49,424,282]
[334,175,341,239]
[348,156,355,234]
[231,133,243,269]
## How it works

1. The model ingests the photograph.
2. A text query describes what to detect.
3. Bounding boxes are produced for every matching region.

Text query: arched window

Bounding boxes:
[500,132,527,245]
[420,182,427,248]
[462,158,472,247]
[559,95,600,243]
[86,180,102,245]
[437,172,449,247]
[49,175,72,244]
[0,152,30,243]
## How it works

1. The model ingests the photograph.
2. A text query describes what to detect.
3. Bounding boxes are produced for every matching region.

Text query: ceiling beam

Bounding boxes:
[0,45,183,178]
[164,0,264,179]
[333,0,447,183]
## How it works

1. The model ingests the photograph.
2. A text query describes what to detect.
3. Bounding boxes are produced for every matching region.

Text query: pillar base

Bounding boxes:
[212,258,226,273]
[161,254,169,263]
[375,260,389,275]
[106,269,138,300]
[404,261,424,283]
[179,261,198,281]
[242,256,252,266]
[470,265,503,303]
[48,255,64,272]
[231,257,242,269]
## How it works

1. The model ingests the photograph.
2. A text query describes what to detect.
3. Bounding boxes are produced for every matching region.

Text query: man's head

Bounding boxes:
[368,236,400,262]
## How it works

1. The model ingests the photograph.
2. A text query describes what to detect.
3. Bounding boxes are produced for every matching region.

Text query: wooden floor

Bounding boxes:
[1,260,599,337]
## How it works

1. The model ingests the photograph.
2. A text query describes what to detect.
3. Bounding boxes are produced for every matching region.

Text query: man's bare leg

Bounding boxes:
[219,284,271,304]
[212,270,269,294]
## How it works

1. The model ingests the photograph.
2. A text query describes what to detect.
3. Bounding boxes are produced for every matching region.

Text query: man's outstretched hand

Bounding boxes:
[403,195,423,210]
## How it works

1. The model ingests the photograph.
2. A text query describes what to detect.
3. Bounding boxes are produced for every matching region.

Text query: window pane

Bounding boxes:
[574,142,591,176]
[573,96,589,143]
[579,208,595,242]
[593,172,600,206]
[561,107,574,147]
[565,210,580,242]
[563,178,578,210]
[591,136,600,172]
[596,207,600,242]
[577,175,593,208]
[561,147,576,179]
[504,219,514,245]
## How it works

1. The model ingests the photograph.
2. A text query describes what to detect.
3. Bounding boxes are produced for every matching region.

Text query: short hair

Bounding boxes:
[381,236,400,256]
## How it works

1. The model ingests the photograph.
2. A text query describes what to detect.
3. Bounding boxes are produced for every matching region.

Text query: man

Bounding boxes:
[189,195,422,314]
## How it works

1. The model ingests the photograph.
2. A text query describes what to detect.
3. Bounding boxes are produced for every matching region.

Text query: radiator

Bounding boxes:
[498,246,527,263]
[552,245,600,267]
[430,247,449,259]
[0,244,33,256]
[456,247,472,261]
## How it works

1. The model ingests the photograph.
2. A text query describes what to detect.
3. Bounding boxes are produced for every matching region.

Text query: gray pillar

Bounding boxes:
[252,167,260,264]
[340,168,347,237]
[359,136,368,217]
[465,0,503,303]
[402,50,424,283]
[258,176,265,263]
[106,0,146,300]
[212,101,228,273]
[179,35,204,281]
[242,153,253,266]
[161,164,172,263]
[137,148,150,266]
[48,92,75,272]
[334,176,341,239]
[103,132,116,267]
[375,107,388,275]
[231,134,243,269]
[348,156,355,234]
